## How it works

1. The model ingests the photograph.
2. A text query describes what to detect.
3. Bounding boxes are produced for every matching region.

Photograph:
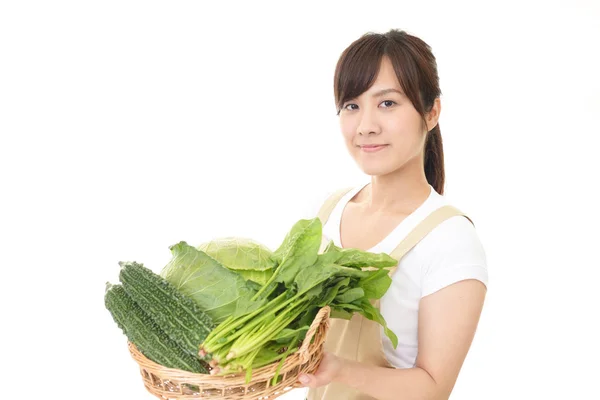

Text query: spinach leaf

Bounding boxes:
[334,287,365,304]
[317,277,351,307]
[323,242,398,269]
[358,269,393,299]
[273,326,309,344]
[358,299,399,348]
[257,218,322,297]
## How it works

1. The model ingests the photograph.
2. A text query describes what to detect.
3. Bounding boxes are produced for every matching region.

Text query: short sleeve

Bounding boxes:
[418,215,489,298]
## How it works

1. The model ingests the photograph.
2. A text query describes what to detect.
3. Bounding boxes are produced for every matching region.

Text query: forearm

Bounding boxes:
[336,358,445,400]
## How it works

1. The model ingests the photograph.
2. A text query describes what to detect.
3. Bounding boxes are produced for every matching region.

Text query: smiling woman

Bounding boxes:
[296,29,488,400]
[335,38,443,187]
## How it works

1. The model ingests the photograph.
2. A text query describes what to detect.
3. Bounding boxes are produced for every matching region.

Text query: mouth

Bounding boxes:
[359,144,389,153]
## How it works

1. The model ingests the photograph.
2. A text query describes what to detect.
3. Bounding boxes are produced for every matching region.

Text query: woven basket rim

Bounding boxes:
[128,305,331,385]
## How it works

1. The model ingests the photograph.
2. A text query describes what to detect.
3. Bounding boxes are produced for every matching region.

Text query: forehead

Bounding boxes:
[367,56,403,94]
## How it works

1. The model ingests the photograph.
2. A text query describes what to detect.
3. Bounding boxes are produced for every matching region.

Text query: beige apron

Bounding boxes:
[307,187,474,400]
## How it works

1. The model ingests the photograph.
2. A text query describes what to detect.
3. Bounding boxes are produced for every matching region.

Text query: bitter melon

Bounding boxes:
[118,261,215,358]
[104,282,208,373]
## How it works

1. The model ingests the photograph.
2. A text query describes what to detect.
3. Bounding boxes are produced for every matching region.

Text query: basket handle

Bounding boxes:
[297,306,331,363]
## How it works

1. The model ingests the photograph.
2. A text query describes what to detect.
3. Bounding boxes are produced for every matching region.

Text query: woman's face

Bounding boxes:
[338,56,439,177]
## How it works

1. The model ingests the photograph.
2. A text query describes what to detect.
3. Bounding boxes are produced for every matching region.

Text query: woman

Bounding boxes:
[297,29,488,400]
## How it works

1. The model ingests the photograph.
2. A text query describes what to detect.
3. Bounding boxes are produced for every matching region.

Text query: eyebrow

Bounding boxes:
[372,88,404,97]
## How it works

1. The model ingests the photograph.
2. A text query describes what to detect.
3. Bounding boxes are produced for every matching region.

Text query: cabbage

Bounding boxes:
[160,241,265,324]
[197,237,276,285]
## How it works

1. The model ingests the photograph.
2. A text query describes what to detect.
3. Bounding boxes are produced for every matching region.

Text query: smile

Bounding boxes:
[360,144,388,153]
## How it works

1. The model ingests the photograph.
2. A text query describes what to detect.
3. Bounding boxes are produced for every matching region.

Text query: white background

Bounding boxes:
[1,1,599,399]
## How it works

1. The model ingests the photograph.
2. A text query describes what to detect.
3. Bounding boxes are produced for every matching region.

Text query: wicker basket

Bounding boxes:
[127,306,331,399]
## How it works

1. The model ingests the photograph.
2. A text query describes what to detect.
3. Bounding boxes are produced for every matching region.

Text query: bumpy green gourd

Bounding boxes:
[118,261,215,358]
[104,283,208,373]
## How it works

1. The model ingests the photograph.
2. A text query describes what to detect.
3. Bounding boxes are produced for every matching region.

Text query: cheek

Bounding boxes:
[340,121,357,146]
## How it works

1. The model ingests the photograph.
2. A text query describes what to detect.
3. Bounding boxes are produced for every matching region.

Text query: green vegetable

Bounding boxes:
[199,218,399,383]
[198,237,276,285]
[105,216,398,382]
[324,240,398,269]
[160,241,266,324]
[267,218,322,289]
[273,326,309,344]
[357,268,393,299]
[118,261,215,358]
[334,287,365,304]
[104,283,208,373]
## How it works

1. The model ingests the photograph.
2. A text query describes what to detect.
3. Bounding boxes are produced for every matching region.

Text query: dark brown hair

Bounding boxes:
[334,29,445,195]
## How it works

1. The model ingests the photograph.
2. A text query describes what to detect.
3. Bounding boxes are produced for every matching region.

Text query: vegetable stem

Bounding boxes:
[227,299,309,360]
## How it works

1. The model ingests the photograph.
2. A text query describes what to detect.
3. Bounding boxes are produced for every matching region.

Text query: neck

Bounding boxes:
[363,165,431,215]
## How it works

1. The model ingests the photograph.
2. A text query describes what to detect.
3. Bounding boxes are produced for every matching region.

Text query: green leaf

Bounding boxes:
[359,299,398,349]
[332,303,363,311]
[244,279,263,292]
[324,242,398,269]
[160,241,264,324]
[237,269,273,286]
[273,326,309,344]
[334,287,365,304]
[296,305,319,329]
[198,237,276,271]
[293,262,339,296]
[320,245,345,263]
[251,342,289,369]
[330,264,370,279]
[271,218,323,286]
[358,269,393,299]
[304,282,326,300]
[330,308,353,320]
[317,277,350,307]
[323,239,337,253]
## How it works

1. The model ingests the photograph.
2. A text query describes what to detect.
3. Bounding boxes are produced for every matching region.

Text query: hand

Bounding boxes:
[298,352,344,388]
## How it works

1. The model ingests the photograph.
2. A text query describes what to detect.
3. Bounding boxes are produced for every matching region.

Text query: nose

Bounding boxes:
[357,107,381,136]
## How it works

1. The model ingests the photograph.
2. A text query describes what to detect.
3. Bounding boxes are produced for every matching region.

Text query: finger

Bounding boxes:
[298,373,315,387]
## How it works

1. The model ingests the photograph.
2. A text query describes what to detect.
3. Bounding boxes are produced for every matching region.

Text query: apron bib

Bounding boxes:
[307,187,474,400]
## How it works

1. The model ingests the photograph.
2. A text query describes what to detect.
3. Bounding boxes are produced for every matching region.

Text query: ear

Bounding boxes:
[426,98,441,132]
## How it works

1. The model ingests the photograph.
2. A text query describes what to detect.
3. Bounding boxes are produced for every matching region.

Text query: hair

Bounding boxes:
[333,29,445,195]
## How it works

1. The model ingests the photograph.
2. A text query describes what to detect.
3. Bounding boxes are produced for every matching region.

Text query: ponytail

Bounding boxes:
[424,123,445,195]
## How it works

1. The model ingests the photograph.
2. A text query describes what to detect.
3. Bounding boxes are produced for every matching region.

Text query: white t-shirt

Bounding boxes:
[316,181,489,368]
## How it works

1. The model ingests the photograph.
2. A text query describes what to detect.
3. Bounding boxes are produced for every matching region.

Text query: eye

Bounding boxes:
[340,100,396,113]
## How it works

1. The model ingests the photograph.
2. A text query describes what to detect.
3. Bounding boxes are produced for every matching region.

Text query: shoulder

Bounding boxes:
[414,205,488,296]
[419,211,487,266]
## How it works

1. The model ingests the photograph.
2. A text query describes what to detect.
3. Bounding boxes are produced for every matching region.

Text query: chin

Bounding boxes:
[357,162,396,177]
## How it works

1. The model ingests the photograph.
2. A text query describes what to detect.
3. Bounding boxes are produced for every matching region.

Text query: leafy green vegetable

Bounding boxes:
[273,326,309,344]
[324,240,398,269]
[357,298,398,348]
[252,218,322,301]
[236,270,273,286]
[160,241,265,324]
[330,308,353,320]
[358,268,393,299]
[197,237,276,285]
[334,287,365,304]
[122,217,402,383]
[195,217,400,383]
[317,277,351,307]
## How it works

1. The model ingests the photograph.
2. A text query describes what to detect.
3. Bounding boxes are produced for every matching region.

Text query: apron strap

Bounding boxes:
[316,186,354,225]
[315,186,475,263]
[388,205,475,261]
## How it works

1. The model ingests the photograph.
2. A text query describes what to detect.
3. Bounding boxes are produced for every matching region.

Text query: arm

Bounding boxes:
[298,278,487,400]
